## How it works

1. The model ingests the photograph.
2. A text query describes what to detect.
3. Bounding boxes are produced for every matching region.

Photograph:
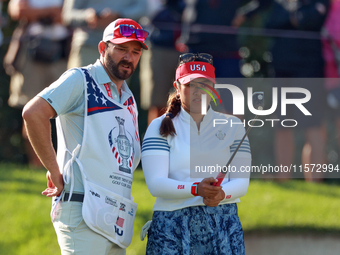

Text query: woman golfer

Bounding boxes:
[141,53,251,254]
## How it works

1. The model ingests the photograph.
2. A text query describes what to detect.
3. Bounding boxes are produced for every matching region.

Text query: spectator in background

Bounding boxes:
[139,0,184,125]
[62,0,147,69]
[234,0,329,182]
[322,0,340,156]
[4,0,70,167]
[175,0,257,113]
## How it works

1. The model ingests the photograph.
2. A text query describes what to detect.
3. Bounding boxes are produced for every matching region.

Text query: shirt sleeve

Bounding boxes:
[38,68,85,116]
[141,117,170,157]
[221,157,251,202]
[142,155,195,199]
[141,117,194,199]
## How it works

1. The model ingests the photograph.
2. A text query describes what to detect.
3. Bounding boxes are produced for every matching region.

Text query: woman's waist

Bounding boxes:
[153,198,240,214]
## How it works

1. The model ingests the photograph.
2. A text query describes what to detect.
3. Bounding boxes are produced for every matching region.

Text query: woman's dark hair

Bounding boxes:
[159,82,182,137]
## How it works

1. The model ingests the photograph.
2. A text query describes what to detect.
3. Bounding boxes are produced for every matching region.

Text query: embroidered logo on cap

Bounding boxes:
[190,64,207,72]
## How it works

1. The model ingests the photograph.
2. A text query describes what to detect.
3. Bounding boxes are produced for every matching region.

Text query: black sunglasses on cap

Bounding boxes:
[179,53,213,65]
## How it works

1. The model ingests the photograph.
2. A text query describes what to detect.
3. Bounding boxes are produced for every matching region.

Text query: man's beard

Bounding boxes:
[106,54,135,80]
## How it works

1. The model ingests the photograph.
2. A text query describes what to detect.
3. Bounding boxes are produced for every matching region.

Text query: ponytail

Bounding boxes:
[159,90,181,137]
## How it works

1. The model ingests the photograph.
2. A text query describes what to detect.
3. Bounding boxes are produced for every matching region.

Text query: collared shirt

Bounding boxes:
[38,59,135,193]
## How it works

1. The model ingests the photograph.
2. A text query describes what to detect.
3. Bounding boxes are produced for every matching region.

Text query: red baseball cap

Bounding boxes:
[102,18,149,50]
[175,62,216,84]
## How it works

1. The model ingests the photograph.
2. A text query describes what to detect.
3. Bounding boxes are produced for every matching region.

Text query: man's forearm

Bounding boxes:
[22,97,60,174]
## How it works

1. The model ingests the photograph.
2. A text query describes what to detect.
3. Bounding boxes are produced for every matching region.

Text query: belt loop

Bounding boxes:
[61,191,67,202]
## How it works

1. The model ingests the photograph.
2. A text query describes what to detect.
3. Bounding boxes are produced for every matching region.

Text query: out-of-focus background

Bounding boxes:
[1,0,340,254]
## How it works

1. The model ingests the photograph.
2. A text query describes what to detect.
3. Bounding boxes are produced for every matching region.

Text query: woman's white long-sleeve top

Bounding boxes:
[141,107,251,211]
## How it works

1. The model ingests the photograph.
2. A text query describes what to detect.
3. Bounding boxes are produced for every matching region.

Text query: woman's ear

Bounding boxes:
[173,81,181,95]
[173,81,178,89]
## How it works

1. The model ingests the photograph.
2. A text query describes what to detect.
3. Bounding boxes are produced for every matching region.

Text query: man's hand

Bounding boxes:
[42,171,64,197]
[197,177,222,198]
[203,189,225,207]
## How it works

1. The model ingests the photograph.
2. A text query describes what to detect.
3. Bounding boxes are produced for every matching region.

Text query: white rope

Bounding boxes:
[63,144,81,202]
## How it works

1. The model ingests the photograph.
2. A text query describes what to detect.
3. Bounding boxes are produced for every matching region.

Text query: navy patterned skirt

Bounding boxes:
[146,203,245,255]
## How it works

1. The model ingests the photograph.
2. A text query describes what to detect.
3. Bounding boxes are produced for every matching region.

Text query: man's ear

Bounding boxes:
[98,41,107,57]
[173,81,178,89]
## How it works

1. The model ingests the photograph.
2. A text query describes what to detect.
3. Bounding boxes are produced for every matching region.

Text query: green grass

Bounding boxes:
[0,164,59,255]
[1,165,340,255]
[238,180,340,235]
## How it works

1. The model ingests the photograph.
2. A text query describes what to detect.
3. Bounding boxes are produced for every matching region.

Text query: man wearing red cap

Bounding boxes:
[22,18,149,254]
[62,0,147,69]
